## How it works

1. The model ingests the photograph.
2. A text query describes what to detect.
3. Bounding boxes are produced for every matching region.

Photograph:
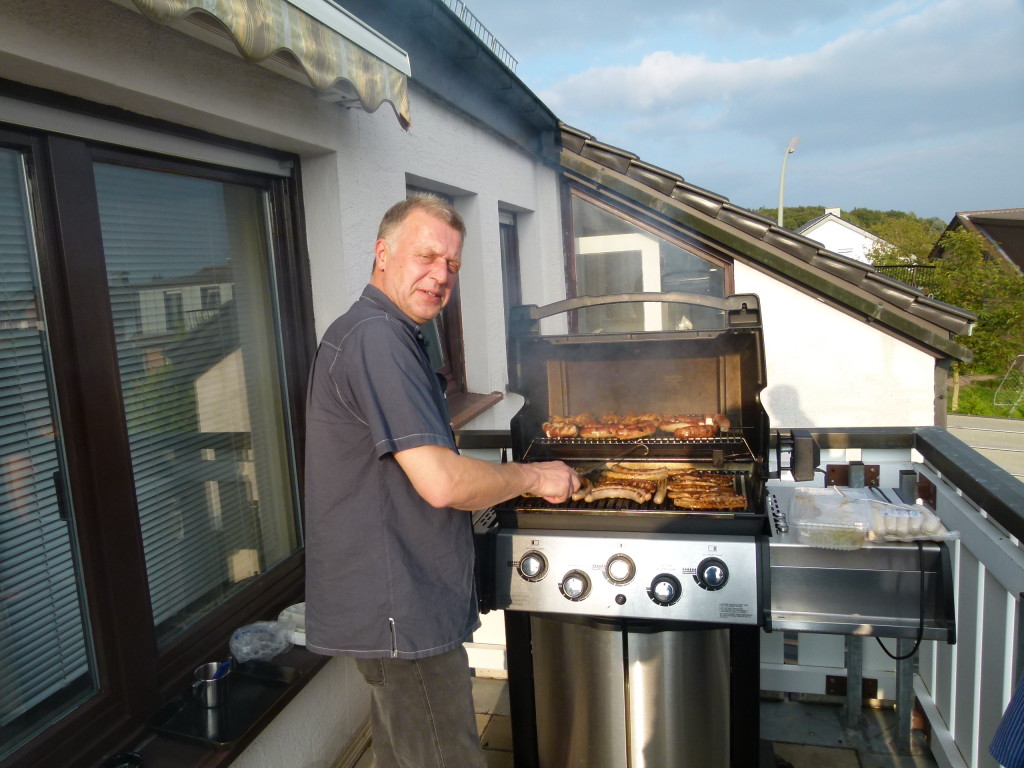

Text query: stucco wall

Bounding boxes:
[734,262,938,428]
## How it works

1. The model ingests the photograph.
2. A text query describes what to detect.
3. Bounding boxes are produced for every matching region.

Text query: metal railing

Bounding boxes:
[440,0,518,72]
[875,264,939,294]
[762,428,1024,768]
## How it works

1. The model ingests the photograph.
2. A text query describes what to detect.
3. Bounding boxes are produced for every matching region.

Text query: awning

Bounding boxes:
[114,0,411,129]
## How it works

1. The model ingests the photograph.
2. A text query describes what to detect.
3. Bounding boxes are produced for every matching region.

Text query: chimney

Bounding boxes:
[825,207,841,217]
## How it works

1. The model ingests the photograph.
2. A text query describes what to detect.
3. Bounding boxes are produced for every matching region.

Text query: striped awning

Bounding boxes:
[117,0,411,129]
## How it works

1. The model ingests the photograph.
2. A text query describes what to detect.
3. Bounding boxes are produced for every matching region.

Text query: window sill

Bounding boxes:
[448,390,504,430]
[127,648,329,768]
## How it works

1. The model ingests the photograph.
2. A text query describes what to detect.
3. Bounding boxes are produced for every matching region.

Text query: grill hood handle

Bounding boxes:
[510,292,761,335]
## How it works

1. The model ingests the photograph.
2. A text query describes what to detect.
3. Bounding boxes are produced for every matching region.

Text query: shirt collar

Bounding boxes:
[360,284,430,352]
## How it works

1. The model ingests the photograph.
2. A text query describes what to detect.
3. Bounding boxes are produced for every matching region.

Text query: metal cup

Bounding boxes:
[193,660,232,708]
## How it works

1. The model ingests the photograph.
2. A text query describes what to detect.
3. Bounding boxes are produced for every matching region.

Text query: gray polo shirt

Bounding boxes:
[304,285,480,660]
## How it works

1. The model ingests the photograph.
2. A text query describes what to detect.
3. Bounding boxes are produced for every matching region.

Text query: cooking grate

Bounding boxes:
[522,434,756,464]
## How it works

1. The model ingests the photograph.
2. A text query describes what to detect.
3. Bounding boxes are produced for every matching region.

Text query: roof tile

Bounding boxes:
[762,229,821,262]
[809,252,872,284]
[579,139,635,174]
[669,182,728,218]
[718,204,771,239]
[625,159,682,196]
[861,272,921,310]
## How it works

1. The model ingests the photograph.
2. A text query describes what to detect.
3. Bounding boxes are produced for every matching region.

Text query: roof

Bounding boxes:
[933,208,1024,274]
[558,124,975,362]
[345,0,560,160]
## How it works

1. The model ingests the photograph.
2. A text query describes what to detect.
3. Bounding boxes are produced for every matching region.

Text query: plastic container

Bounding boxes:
[278,603,306,646]
[789,487,872,550]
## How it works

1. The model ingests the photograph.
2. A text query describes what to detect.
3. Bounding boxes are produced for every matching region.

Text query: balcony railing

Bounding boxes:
[440,0,518,72]
[761,428,1024,768]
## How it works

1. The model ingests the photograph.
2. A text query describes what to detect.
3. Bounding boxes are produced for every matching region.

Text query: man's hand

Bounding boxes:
[527,461,582,504]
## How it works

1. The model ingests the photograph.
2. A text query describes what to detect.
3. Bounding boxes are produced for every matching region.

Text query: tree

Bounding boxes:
[930,229,1024,377]
[864,216,942,265]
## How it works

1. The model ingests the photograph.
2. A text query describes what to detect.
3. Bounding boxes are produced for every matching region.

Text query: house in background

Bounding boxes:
[930,208,1024,274]
[796,206,890,263]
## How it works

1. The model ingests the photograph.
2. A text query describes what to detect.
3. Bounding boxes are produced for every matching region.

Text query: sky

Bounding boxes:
[460,0,1024,221]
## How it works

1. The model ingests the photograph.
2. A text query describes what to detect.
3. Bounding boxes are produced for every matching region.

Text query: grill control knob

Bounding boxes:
[517,551,548,582]
[560,570,591,601]
[695,558,729,591]
[648,574,682,606]
[605,554,636,585]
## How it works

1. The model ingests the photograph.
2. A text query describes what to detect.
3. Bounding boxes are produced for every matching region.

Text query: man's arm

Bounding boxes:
[393,444,580,511]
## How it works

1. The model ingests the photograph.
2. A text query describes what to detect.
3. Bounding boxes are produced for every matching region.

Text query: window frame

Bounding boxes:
[561,180,736,332]
[498,209,522,378]
[0,124,314,768]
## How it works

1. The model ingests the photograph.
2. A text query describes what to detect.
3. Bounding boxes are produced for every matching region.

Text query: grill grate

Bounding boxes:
[492,470,765,534]
[522,434,756,465]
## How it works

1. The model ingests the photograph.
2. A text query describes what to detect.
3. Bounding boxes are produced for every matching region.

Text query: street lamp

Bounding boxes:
[777,136,801,227]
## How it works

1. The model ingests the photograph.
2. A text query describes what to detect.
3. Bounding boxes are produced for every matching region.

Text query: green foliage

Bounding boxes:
[754,205,945,240]
[755,205,824,230]
[952,379,1024,419]
[845,208,945,238]
[931,229,1024,376]
[864,216,943,264]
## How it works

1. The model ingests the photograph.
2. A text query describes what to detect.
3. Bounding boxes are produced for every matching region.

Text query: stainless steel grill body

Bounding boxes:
[475,294,772,768]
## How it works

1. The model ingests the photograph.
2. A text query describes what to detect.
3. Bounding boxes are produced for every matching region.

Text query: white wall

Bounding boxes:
[0,2,566,765]
[231,657,369,768]
[734,262,938,428]
[301,84,564,395]
[801,217,880,263]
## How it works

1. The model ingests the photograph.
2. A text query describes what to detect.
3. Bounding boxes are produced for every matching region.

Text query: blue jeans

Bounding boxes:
[355,646,487,768]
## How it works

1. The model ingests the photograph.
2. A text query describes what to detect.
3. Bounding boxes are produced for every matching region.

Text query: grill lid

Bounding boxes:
[507,293,769,468]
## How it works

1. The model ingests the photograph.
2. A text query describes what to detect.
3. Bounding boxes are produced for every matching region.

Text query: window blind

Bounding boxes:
[93,163,299,645]
[0,148,93,736]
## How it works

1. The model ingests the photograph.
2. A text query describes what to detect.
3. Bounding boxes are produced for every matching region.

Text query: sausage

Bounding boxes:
[673,424,718,439]
[585,485,651,504]
[543,421,578,438]
[571,477,593,502]
[613,421,658,439]
[653,476,668,505]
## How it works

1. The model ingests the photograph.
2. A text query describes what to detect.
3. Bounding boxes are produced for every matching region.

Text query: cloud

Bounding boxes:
[547,0,1022,136]
[465,0,1024,217]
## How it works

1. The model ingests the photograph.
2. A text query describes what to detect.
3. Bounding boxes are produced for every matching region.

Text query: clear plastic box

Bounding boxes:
[789,487,872,550]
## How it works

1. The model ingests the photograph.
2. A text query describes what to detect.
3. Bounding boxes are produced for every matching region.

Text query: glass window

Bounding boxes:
[94,163,300,645]
[0,148,96,761]
[570,193,726,333]
[0,124,308,768]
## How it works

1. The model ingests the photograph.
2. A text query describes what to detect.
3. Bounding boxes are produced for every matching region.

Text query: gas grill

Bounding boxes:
[476,292,772,622]
[473,293,773,768]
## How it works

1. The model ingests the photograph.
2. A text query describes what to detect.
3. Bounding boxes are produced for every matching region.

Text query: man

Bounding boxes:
[305,195,579,768]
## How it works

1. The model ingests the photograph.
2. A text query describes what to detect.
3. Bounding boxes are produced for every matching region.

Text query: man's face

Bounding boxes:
[371,209,463,325]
